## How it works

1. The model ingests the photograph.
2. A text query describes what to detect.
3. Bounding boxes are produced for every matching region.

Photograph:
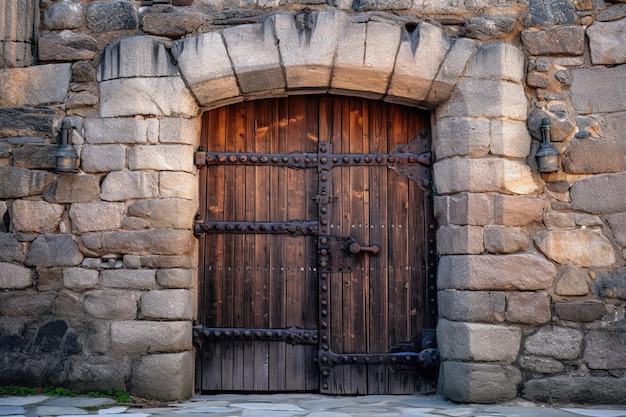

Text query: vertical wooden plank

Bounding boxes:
[327,96,346,393]
[205,106,228,391]
[284,96,308,391]
[365,100,389,394]
[270,97,288,390]
[252,100,270,391]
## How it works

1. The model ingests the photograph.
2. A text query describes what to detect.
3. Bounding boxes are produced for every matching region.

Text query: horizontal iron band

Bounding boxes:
[194,326,319,345]
[194,220,318,235]
[196,151,431,169]
[318,348,439,369]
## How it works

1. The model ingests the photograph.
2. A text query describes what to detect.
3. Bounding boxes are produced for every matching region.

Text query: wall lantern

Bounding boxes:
[55,118,78,173]
[535,118,560,173]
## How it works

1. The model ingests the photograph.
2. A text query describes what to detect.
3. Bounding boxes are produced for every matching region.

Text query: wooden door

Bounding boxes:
[196,96,438,394]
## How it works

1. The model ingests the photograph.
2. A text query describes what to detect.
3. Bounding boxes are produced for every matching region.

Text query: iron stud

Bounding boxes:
[354,157,361,163]
[365,156,371,163]
[229,155,237,163]
[261,156,269,163]
[343,157,350,163]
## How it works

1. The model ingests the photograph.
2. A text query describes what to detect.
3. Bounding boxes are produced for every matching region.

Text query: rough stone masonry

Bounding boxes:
[1,0,626,404]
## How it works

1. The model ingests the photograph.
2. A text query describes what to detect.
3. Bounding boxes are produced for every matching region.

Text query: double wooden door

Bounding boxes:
[195,96,438,394]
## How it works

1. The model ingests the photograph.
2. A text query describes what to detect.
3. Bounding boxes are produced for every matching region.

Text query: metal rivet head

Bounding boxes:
[354,157,361,163]
[250,156,258,163]
[229,155,237,163]
[261,156,269,163]
[218,155,227,162]
[321,157,328,164]
[376,156,383,163]
[272,157,279,163]
[239,155,247,162]
[343,157,350,163]
[365,156,371,163]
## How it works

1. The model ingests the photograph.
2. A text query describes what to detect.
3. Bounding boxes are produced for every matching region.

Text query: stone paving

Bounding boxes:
[1,394,626,417]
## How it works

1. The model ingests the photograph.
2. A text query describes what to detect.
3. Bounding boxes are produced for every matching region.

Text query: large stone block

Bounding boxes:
[436,225,483,255]
[99,36,179,81]
[489,119,531,159]
[156,268,193,289]
[86,1,137,32]
[449,193,494,226]
[171,32,239,106]
[38,31,98,61]
[438,290,505,323]
[571,66,626,114]
[25,234,83,268]
[101,269,157,290]
[0,234,25,263]
[535,229,616,267]
[524,326,583,360]
[139,289,193,320]
[521,26,585,56]
[0,41,33,68]
[99,77,198,118]
[0,291,55,316]
[466,42,525,83]
[483,226,529,254]
[438,253,556,291]
[555,265,589,296]
[82,229,195,256]
[111,321,191,356]
[128,145,194,172]
[11,200,65,233]
[0,64,71,107]
[85,117,148,144]
[159,118,200,146]
[593,267,626,300]
[11,144,57,170]
[436,78,527,120]
[571,172,626,214]
[0,0,37,42]
[0,107,55,138]
[554,301,606,322]
[80,145,126,173]
[142,8,204,38]
[65,357,130,392]
[433,158,540,195]
[607,212,626,247]
[127,199,196,229]
[426,37,478,104]
[493,195,544,226]
[69,202,124,233]
[439,361,521,403]
[584,330,626,369]
[588,19,626,65]
[331,21,401,96]
[434,117,490,159]
[100,171,158,201]
[43,175,101,204]
[505,291,551,324]
[43,1,83,30]
[389,22,450,102]
[130,351,193,400]
[83,289,140,319]
[63,267,100,292]
[437,319,520,363]
[0,167,56,199]
[563,138,626,174]
[159,172,197,200]
[523,376,626,404]
[0,262,32,289]
[222,22,284,95]
[272,11,343,90]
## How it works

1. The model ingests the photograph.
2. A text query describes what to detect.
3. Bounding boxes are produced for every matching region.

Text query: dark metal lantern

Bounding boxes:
[536,118,560,173]
[55,118,78,173]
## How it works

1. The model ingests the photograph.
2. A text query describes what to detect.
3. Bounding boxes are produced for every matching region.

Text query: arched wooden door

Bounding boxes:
[195,96,438,394]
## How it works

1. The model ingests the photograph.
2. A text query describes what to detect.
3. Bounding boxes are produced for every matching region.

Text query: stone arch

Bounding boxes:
[95,9,539,402]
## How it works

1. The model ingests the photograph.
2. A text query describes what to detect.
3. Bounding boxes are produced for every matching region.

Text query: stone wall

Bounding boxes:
[1,0,626,404]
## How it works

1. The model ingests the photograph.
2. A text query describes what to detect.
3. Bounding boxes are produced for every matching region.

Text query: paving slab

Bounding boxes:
[35,406,89,416]
[561,410,626,417]
[0,406,26,416]
[44,398,117,408]
[0,397,49,406]
[98,407,129,414]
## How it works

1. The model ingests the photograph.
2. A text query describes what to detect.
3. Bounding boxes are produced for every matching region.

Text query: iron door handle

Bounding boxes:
[349,242,381,256]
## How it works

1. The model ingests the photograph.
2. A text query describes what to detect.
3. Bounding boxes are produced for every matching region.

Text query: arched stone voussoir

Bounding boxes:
[222,21,285,96]
[388,22,452,104]
[172,32,240,107]
[271,10,346,92]
[330,20,402,98]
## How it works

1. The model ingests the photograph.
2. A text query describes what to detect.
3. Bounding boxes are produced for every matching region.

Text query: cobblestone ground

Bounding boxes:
[1,394,626,417]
